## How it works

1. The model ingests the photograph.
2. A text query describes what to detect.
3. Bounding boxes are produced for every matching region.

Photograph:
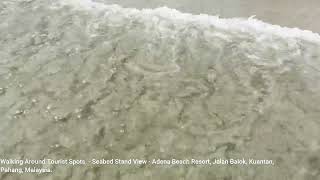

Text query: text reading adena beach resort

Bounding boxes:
[0,158,274,174]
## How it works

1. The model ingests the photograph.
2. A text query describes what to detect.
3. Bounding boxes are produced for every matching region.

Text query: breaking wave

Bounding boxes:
[58,0,320,43]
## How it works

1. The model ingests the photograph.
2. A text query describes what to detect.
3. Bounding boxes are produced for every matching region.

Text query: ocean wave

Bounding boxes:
[58,0,320,43]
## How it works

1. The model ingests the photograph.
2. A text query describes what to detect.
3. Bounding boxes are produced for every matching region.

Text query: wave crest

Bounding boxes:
[58,0,320,43]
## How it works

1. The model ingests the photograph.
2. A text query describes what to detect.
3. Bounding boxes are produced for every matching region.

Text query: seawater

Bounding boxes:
[0,0,319,179]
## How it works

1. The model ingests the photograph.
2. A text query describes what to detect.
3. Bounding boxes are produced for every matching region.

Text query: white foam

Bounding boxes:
[59,0,320,43]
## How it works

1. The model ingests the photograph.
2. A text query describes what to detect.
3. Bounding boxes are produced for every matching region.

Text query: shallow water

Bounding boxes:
[0,0,320,179]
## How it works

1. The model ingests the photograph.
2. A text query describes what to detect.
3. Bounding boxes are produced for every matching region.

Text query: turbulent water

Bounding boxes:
[0,0,320,179]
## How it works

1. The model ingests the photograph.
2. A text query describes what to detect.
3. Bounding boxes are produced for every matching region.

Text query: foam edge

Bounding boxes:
[58,0,320,43]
